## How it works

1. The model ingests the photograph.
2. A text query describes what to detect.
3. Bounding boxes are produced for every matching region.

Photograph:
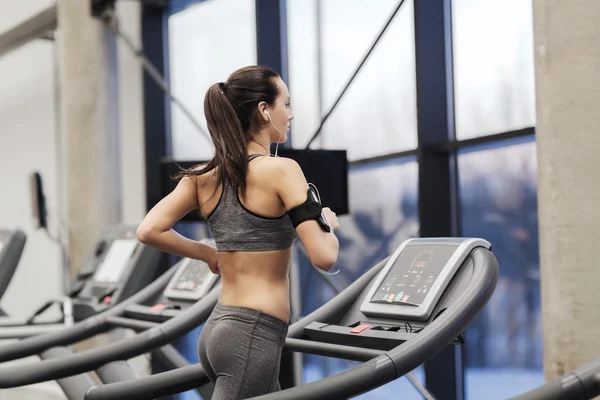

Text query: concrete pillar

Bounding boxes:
[56,0,120,276]
[116,0,146,225]
[533,0,600,381]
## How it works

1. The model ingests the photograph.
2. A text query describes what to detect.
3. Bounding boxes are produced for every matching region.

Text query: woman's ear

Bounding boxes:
[257,101,269,122]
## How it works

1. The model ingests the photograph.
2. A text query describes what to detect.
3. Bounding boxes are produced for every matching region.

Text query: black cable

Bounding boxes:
[304,0,408,149]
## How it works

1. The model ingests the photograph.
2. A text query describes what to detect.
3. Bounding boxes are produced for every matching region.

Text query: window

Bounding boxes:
[286,0,321,152]
[452,0,536,139]
[169,0,256,160]
[299,157,420,398]
[458,138,544,399]
[287,0,417,160]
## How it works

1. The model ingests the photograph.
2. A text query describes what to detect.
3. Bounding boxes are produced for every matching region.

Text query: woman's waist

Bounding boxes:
[218,281,291,323]
[217,247,292,268]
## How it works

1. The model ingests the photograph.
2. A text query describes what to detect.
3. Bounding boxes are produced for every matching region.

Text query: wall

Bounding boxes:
[0,1,145,318]
[0,0,62,318]
[533,0,600,381]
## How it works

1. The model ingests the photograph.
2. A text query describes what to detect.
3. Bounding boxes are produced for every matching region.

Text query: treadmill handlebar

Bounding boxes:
[0,286,220,388]
[510,357,600,400]
[0,265,178,363]
[86,364,210,400]
[284,338,384,362]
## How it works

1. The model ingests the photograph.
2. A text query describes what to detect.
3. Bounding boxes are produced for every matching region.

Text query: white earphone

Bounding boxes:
[264,110,283,157]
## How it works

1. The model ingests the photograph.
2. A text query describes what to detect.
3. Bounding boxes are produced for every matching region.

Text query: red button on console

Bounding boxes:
[150,304,167,313]
[350,324,372,334]
[103,296,112,305]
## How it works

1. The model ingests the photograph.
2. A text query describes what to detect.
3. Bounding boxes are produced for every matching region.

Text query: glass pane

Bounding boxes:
[452,0,536,139]
[458,138,544,399]
[299,157,421,398]
[286,0,322,152]
[287,0,417,160]
[169,0,256,160]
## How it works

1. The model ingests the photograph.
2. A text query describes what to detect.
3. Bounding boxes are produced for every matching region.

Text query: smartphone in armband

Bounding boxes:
[308,183,331,233]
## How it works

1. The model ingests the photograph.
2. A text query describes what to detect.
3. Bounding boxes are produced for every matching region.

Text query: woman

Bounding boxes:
[136,65,340,399]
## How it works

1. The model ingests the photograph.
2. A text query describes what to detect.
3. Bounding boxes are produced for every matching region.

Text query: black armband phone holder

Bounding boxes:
[288,184,331,233]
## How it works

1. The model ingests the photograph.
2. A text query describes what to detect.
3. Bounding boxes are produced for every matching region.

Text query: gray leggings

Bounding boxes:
[198,303,289,400]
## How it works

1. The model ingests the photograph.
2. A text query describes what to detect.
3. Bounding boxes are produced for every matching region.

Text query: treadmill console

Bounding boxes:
[72,226,161,319]
[360,238,490,321]
[92,239,139,284]
[164,258,218,301]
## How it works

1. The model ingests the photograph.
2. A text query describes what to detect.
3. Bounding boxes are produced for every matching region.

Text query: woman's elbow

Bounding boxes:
[136,224,155,245]
[313,252,338,272]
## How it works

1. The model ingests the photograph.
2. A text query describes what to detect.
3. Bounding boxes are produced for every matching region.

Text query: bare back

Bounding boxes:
[137,153,338,323]
[196,155,293,323]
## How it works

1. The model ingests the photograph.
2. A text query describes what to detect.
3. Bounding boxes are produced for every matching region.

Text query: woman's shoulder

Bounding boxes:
[178,163,218,189]
[251,155,302,172]
[249,155,305,182]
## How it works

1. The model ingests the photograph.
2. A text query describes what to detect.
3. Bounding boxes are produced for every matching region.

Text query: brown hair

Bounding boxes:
[174,65,281,197]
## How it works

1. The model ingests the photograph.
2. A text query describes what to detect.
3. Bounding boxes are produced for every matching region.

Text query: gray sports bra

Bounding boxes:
[205,154,298,252]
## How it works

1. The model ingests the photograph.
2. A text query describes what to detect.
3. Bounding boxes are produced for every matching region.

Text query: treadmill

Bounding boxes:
[0,229,27,313]
[74,236,599,400]
[0,240,222,400]
[0,224,161,341]
[76,237,499,400]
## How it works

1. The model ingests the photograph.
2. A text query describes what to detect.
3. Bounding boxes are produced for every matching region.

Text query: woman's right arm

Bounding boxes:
[275,158,340,271]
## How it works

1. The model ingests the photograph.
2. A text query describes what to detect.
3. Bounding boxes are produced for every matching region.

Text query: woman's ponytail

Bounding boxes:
[173,65,281,198]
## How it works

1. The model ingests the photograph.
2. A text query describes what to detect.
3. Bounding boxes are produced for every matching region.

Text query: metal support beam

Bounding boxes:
[0,5,57,59]
[414,0,463,399]
[255,0,292,149]
[142,5,169,213]
[140,6,176,396]
[255,0,288,82]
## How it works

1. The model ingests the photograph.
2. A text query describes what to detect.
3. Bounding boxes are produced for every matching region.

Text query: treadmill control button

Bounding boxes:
[350,324,372,334]
[103,296,112,305]
[150,304,166,313]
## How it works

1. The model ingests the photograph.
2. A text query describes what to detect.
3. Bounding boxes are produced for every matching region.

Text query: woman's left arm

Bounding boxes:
[136,176,218,272]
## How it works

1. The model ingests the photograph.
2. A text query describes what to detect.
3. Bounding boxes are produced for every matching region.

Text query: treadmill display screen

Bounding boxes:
[93,239,138,283]
[171,260,211,292]
[370,245,458,306]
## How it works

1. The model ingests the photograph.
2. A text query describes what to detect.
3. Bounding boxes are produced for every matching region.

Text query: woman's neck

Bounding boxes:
[247,135,271,156]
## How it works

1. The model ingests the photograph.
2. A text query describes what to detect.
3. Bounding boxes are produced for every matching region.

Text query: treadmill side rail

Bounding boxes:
[0,285,219,388]
[509,357,600,400]
[0,264,178,363]
[85,364,210,400]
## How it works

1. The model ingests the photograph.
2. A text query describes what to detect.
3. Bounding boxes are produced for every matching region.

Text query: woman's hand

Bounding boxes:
[207,252,220,275]
[197,241,220,275]
[322,207,340,231]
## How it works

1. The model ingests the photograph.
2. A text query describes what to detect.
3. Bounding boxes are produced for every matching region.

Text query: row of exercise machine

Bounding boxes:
[0,226,598,399]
